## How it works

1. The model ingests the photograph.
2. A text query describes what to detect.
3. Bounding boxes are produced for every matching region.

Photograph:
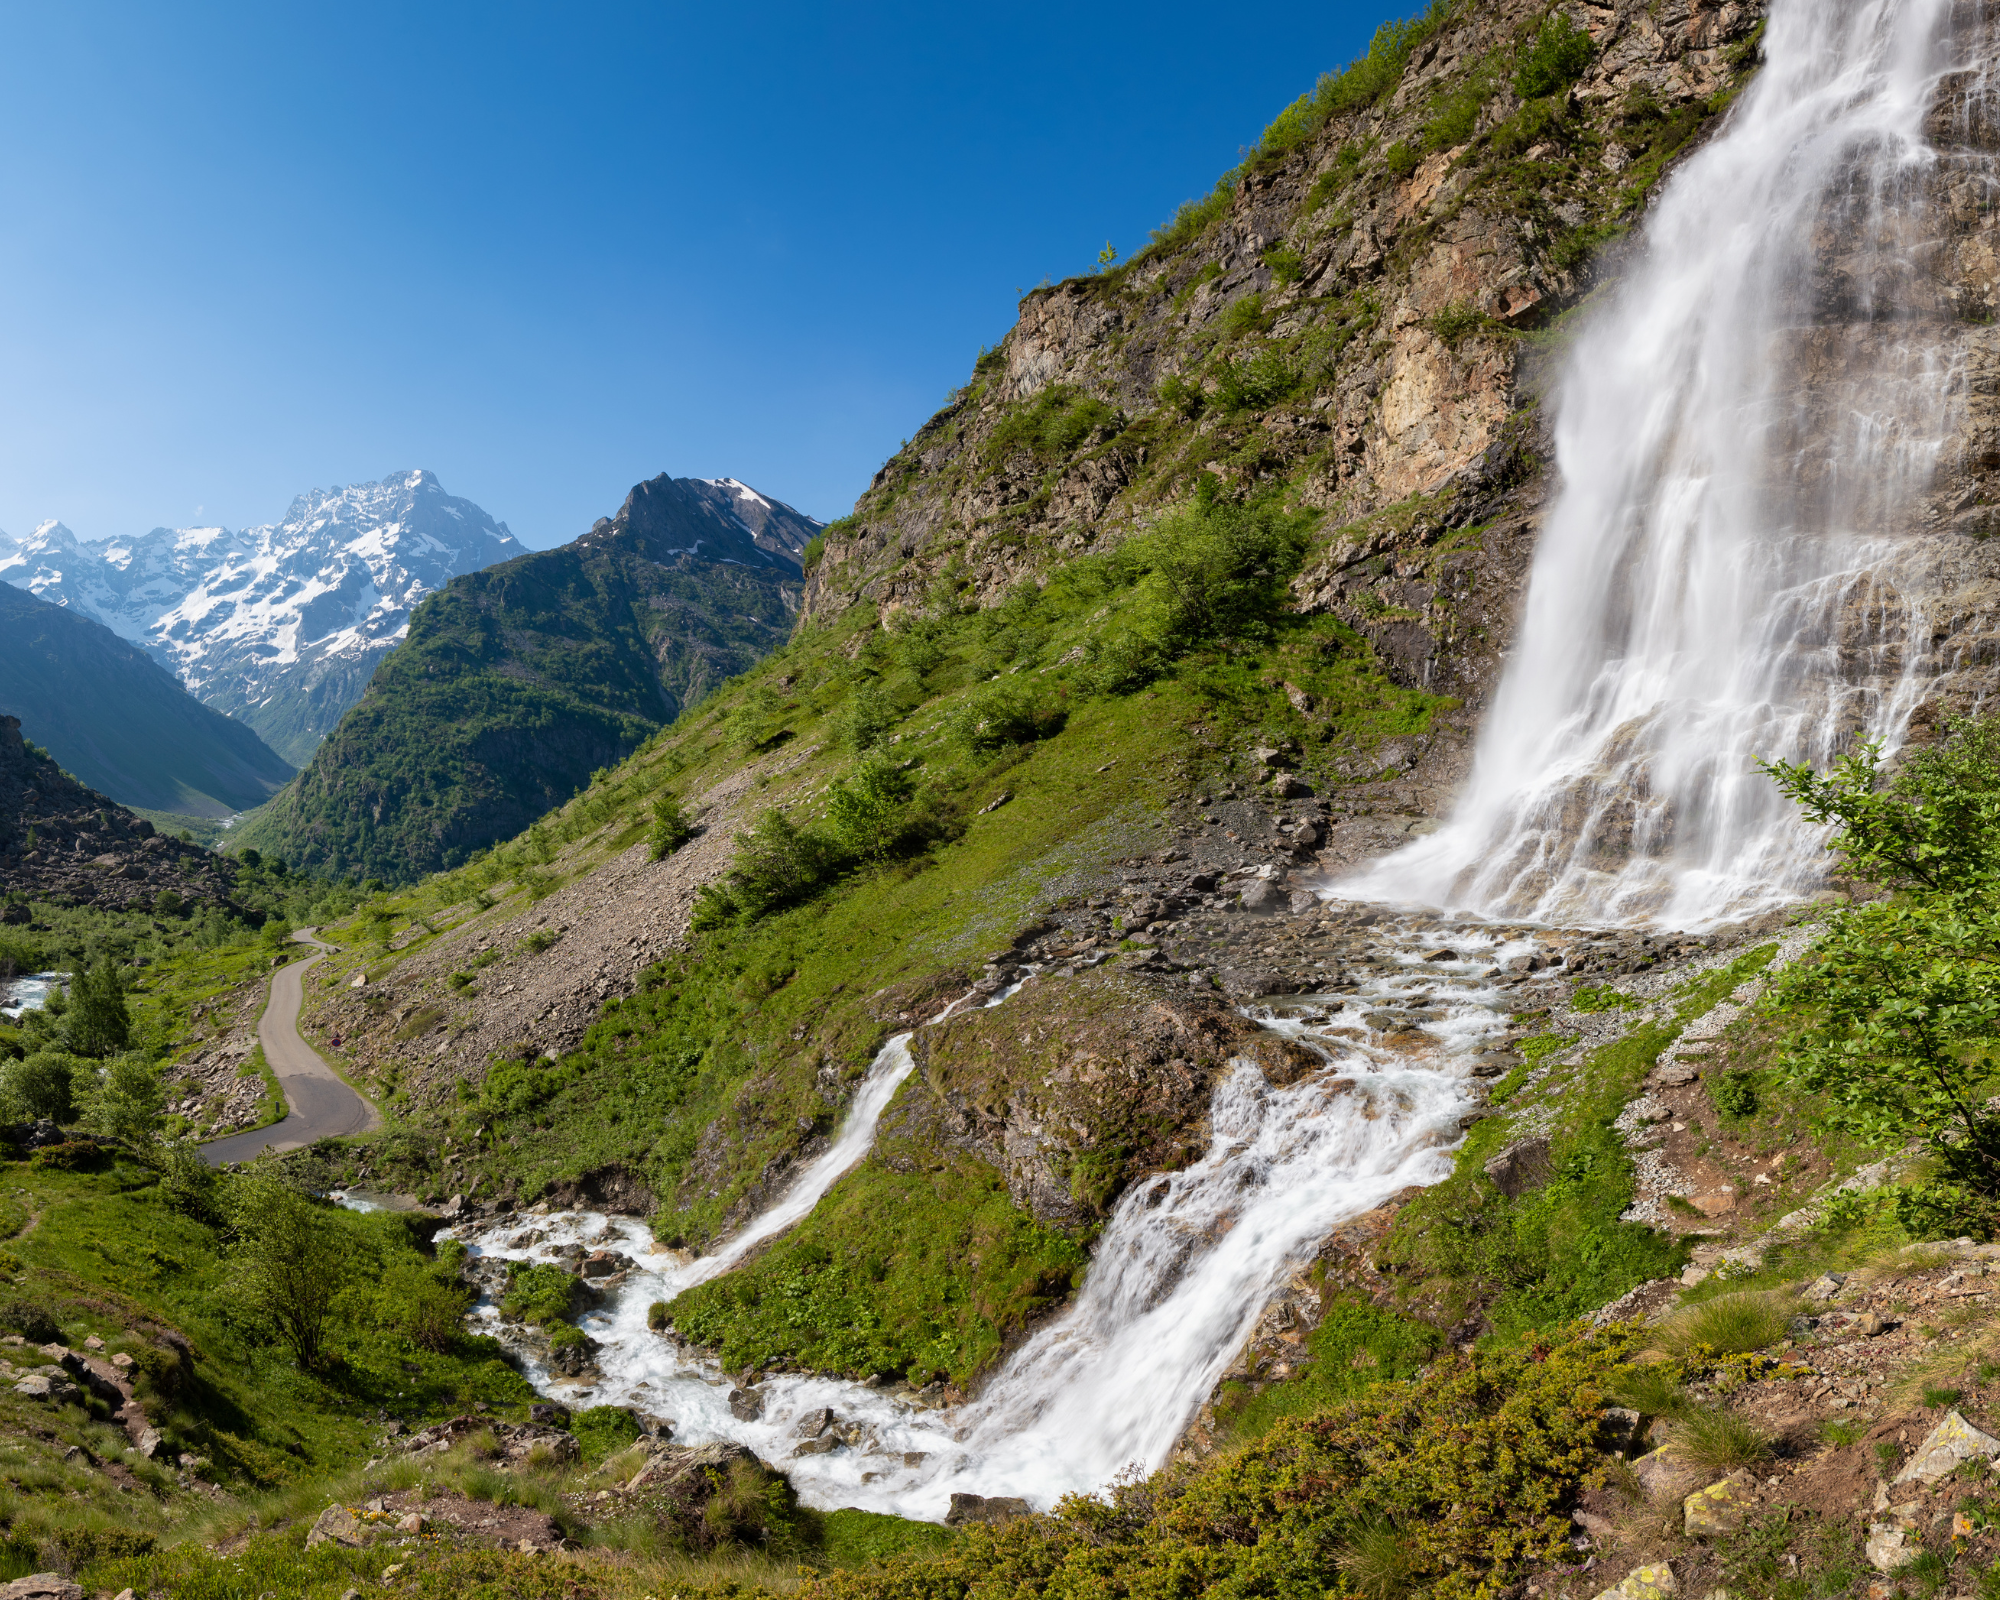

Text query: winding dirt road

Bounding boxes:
[201,929,378,1166]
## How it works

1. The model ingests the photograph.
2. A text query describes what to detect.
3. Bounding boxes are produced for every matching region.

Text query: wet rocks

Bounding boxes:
[728,1386,765,1421]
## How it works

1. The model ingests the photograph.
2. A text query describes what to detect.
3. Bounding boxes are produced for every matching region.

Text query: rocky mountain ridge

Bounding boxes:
[232,473,823,882]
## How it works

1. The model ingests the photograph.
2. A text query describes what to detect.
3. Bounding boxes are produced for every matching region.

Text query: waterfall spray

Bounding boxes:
[1350,0,1980,928]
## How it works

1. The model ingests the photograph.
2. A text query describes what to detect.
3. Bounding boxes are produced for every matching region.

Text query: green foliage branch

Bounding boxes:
[1762,719,2000,1202]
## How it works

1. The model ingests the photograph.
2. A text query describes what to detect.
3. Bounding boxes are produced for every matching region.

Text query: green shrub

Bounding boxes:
[29,1139,108,1173]
[1711,1071,1759,1119]
[803,1326,1634,1600]
[1896,1180,1999,1242]
[0,1288,61,1343]
[1570,984,1638,1014]
[1514,13,1595,99]
[946,681,1066,754]
[648,793,694,861]
[3,1049,77,1122]
[159,1138,222,1223]
[572,1404,644,1463]
[1156,374,1205,420]
[380,1259,473,1352]
[501,1261,581,1327]
[1214,349,1301,414]
[1216,292,1270,341]
[1385,139,1422,179]
[800,532,826,573]
[1264,244,1303,285]
[984,387,1117,466]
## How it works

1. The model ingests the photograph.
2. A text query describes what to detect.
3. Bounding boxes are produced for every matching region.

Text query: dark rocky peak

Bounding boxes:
[605,475,819,573]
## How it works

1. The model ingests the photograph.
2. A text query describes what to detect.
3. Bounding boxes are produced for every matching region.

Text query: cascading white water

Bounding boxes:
[446,929,1525,1516]
[1350,0,1980,928]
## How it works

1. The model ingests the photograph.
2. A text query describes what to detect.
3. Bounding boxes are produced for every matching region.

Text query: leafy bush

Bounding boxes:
[159,1139,222,1223]
[803,1325,1633,1600]
[380,1259,473,1352]
[61,959,129,1058]
[228,1170,351,1368]
[648,793,694,861]
[2,1049,76,1122]
[1711,1070,1760,1119]
[1762,718,2000,1192]
[77,1051,163,1145]
[825,755,947,863]
[1385,139,1422,179]
[1214,348,1301,414]
[1216,292,1270,341]
[572,1404,643,1463]
[946,681,1066,754]
[500,1261,582,1327]
[0,1288,61,1343]
[29,1139,108,1172]
[1156,374,1205,420]
[1895,1180,1999,1242]
[1264,244,1303,285]
[1514,13,1595,99]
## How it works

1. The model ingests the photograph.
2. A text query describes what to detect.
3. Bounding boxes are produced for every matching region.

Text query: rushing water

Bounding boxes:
[447,926,1526,1516]
[1,972,60,1021]
[1349,0,1983,929]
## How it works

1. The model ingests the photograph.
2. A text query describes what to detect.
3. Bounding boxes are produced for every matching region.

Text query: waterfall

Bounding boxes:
[1350,0,1984,929]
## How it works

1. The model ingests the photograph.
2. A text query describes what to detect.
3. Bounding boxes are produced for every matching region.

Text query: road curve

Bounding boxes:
[201,928,379,1166]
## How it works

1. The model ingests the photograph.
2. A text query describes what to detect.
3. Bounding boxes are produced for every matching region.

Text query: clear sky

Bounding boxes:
[1,2,1399,549]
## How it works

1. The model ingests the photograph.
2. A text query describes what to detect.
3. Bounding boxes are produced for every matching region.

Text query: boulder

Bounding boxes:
[1632,1445,1704,1501]
[944,1492,1033,1527]
[1895,1410,2000,1484]
[306,1505,381,1550]
[529,1402,571,1428]
[1589,1565,1676,1600]
[1483,1137,1554,1199]
[1238,880,1283,914]
[0,1579,85,1600]
[1865,1521,1920,1573]
[12,1374,81,1406]
[795,1406,836,1439]
[727,1386,764,1421]
[1682,1473,1752,1538]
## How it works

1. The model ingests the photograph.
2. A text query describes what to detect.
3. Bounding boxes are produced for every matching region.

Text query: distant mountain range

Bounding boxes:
[235,474,820,882]
[0,585,294,817]
[0,470,521,764]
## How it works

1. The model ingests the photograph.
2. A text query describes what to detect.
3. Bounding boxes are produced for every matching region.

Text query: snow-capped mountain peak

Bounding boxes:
[0,471,520,764]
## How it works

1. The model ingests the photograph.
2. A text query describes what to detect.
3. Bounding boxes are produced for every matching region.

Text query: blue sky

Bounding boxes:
[0,2,1398,548]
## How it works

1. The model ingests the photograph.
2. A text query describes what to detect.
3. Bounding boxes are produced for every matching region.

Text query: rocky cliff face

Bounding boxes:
[802,0,1764,811]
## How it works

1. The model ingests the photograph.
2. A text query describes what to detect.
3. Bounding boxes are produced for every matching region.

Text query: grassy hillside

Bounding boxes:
[0,585,293,818]
[236,476,814,884]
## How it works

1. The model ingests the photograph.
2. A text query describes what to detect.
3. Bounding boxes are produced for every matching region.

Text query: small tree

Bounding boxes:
[1761,720,2000,1195]
[649,794,694,861]
[3,1051,76,1123]
[62,960,130,1058]
[80,1052,163,1147]
[230,1169,350,1369]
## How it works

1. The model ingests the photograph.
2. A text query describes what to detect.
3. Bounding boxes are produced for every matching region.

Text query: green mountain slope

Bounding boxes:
[235,475,819,882]
[0,585,293,818]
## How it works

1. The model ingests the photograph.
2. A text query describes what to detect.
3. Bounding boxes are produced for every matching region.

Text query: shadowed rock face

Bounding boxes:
[0,715,243,916]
